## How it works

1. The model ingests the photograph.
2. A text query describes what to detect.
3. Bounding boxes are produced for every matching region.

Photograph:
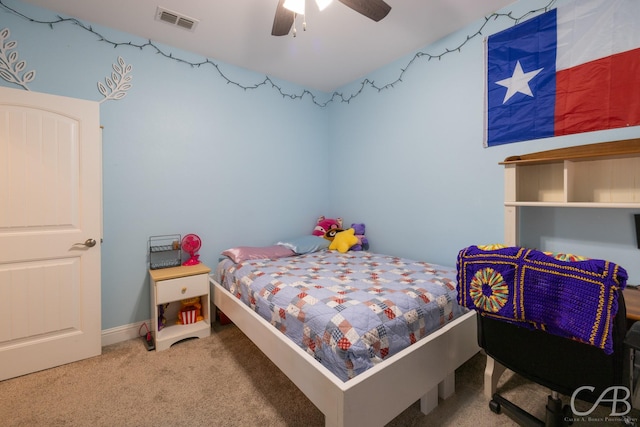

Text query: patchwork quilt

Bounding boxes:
[214,250,465,381]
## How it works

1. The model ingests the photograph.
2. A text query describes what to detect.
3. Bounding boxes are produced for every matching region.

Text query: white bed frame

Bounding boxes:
[210,277,479,427]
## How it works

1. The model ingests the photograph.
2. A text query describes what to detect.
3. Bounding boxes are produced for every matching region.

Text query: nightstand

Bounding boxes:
[149,264,211,351]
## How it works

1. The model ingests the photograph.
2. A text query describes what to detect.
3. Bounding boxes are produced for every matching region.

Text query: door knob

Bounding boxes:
[75,238,97,248]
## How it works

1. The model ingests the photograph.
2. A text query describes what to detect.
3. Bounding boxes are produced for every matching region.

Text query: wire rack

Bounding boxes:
[149,234,181,270]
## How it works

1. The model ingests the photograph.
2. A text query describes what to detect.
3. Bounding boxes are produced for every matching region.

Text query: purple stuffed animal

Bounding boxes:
[350,223,369,251]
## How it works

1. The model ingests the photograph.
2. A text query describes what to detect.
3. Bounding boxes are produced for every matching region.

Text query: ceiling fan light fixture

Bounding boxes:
[315,0,333,11]
[283,0,305,15]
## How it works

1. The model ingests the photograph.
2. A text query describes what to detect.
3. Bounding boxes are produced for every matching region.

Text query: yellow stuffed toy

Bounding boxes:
[176,296,204,324]
[329,228,359,253]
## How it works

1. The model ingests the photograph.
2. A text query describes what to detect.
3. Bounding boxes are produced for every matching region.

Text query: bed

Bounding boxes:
[209,243,478,427]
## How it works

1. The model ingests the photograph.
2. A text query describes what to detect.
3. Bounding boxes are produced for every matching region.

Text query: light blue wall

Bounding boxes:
[2,0,640,331]
[327,0,640,284]
[1,1,330,328]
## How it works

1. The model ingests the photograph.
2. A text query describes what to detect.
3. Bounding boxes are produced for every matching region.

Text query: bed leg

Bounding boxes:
[484,356,507,398]
[420,385,439,415]
[438,372,455,399]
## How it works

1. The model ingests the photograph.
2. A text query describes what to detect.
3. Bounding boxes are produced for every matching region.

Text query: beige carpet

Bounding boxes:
[1,321,637,426]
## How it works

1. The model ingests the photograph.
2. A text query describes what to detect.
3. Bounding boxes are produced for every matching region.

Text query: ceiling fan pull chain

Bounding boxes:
[293,13,297,37]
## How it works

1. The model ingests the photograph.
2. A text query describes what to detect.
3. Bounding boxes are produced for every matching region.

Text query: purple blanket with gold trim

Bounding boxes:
[456,246,628,354]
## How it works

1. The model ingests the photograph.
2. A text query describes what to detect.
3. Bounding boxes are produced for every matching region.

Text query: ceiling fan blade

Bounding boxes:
[338,0,391,22]
[272,0,295,36]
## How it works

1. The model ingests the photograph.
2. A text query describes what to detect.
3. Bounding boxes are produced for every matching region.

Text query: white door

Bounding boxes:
[0,86,102,380]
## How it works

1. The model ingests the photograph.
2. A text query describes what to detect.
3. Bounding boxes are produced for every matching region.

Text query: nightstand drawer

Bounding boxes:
[156,273,208,304]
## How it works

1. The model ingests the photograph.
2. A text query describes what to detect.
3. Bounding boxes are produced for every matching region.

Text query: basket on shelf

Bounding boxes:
[149,234,181,270]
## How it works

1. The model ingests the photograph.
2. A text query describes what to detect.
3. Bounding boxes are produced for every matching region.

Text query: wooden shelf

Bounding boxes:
[502,139,640,246]
[500,138,640,165]
[623,287,640,321]
[502,139,640,208]
[149,263,211,282]
[505,202,640,208]
[157,320,210,342]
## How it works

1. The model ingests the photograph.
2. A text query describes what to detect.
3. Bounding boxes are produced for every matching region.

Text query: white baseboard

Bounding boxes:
[101,320,151,347]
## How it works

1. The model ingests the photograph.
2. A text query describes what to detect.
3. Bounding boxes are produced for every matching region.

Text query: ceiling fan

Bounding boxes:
[271,0,392,36]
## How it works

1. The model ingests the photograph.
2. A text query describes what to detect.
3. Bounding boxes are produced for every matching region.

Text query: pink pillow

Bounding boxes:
[221,245,294,263]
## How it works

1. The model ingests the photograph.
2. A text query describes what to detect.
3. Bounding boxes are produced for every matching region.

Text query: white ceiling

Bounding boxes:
[19,0,515,92]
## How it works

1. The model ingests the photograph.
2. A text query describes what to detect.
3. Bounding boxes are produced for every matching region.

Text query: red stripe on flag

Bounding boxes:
[555,47,640,136]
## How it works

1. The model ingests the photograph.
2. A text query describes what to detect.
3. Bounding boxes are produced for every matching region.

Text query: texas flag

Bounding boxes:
[485,0,640,147]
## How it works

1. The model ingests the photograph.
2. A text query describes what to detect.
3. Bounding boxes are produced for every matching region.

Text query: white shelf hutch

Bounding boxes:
[484,138,640,398]
[501,138,640,246]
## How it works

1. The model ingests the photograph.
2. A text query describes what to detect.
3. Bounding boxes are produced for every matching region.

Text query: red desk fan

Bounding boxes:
[181,234,202,266]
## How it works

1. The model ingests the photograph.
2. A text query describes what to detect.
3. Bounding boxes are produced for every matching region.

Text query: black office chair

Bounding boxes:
[456,245,640,427]
[478,292,636,426]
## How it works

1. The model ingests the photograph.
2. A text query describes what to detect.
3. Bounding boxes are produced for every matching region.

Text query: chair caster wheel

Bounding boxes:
[563,405,573,425]
[489,399,501,414]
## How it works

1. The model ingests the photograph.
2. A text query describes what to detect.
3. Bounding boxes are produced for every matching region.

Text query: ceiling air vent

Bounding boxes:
[155,7,199,32]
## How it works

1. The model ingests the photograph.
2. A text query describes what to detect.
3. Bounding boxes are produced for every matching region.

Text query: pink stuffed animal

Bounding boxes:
[312,215,343,237]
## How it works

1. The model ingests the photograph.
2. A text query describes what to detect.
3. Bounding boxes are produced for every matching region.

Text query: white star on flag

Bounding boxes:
[495,61,543,103]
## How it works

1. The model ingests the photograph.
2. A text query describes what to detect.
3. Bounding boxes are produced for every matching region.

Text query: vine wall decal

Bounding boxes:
[98,56,133,103]
[0,27,35,90]
[0,0,556,106]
